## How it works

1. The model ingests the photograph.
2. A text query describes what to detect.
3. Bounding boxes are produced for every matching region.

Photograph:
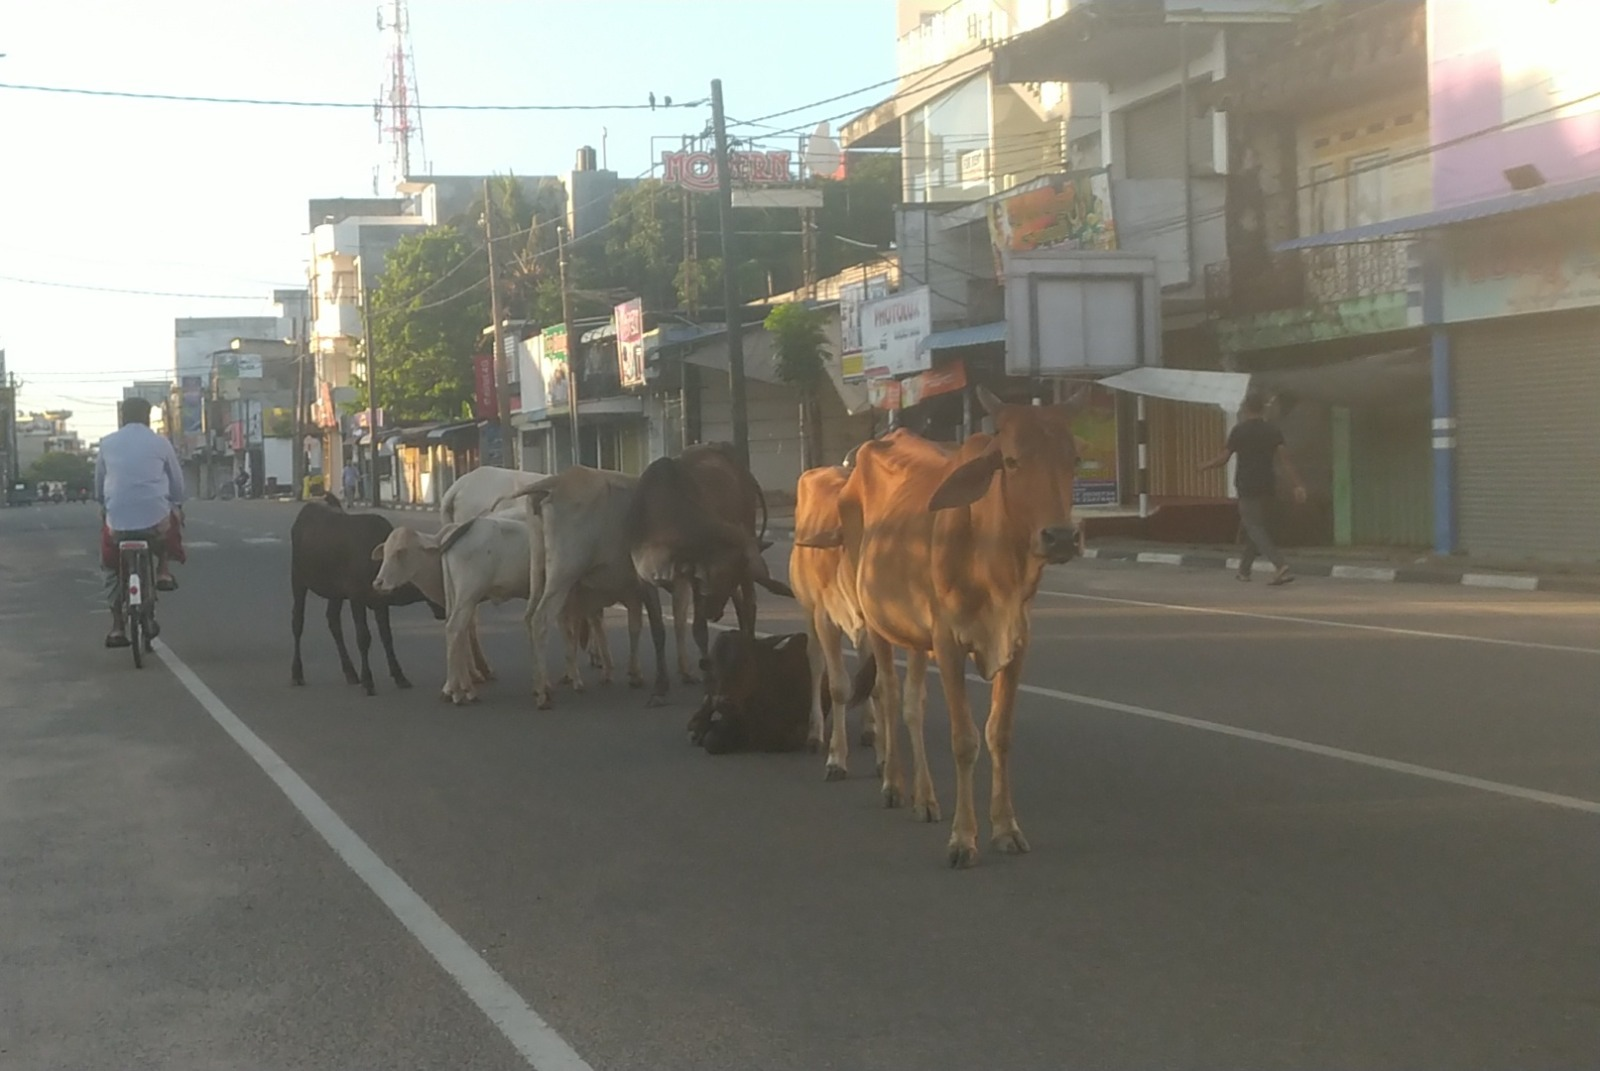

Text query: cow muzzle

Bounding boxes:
[1038,525,1082,564]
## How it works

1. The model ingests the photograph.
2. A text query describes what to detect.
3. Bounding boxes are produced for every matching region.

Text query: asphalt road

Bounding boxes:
[2,498,1597,1070]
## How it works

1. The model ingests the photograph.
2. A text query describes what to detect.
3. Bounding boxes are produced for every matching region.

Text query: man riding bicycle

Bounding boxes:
[95,398,186,648]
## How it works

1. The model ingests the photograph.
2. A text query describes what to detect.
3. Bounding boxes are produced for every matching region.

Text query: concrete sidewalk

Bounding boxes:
[759,510,1600,597]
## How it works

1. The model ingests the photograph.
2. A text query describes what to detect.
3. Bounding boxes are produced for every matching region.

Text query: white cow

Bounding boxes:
[441,465,541,524]
[373,517,613,704]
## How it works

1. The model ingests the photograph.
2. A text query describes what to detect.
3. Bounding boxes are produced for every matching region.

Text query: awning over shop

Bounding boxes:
[426,420,479,441]
[1275,173,1600,251]
[922,321,1005,352]
[395,423,443,445]
[1099,350,1430,412]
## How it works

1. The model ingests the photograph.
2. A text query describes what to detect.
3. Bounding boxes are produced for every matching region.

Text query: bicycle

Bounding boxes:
[117,538,159,668]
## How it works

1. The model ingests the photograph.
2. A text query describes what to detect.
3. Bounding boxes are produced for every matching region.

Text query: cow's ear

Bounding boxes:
[929,449,1002,512]
[422,526,449,549]
[370,543,386,562]
[773,633,802,652]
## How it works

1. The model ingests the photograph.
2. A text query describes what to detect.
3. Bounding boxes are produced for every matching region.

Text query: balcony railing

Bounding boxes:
[1206,239,1411,318]
[897,0,1014,75]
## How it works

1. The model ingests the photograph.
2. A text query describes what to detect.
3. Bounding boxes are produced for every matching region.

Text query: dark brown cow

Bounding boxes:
[626,443,791,681]
[687,631,815,754]
[290,495,439,696]
[826,386,1084,868]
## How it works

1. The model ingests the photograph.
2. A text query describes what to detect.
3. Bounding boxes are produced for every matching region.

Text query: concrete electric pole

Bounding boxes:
[710,79,750,469]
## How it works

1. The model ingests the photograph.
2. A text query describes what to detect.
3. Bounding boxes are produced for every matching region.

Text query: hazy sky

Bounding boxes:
[0,0,896,438]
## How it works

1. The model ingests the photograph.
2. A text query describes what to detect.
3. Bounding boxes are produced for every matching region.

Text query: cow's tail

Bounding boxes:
[488,475,561,516]
[737,466,769,543]
[847,650,877,708]
[438,516,477,554]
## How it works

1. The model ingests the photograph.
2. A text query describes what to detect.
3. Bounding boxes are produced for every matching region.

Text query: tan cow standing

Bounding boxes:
[834,387,1083,868]
[791,463,884,779]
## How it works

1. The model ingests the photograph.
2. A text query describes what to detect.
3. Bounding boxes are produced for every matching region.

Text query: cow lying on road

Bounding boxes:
[688,631,816,754]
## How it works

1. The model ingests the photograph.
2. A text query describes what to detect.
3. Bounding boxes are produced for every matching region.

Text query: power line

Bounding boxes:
[0,81,708,112]
[0,274,270,300]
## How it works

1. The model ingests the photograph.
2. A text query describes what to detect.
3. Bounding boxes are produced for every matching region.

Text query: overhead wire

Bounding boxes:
[0,81,708,112]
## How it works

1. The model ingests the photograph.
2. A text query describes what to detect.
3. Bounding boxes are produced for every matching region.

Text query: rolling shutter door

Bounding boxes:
[1122,90,1212,180]
[1454,311,1600,561]
[698,375,803,494]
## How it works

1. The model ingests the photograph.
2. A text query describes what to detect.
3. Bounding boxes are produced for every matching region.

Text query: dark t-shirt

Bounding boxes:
[1227,418,1284,499]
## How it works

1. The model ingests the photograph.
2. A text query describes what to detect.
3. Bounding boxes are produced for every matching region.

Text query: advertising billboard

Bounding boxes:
[541,324,570,414]
[614,299,646,389]
[859,286,932,379]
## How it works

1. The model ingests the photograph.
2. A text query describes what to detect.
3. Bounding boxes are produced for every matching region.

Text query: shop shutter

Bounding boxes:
[1454,311,1600,561]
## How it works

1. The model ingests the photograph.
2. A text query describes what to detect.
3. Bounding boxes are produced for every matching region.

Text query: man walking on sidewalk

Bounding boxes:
[1200,391,1307,586]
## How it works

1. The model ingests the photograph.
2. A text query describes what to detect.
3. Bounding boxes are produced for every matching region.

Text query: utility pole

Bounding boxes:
[710,78,750,468]
[361,288,380,506]
[292,313,307,497]
[483,177,512,469]
[557,223,581,469]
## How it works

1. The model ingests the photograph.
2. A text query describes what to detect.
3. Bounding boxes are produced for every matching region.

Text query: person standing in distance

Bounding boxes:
[1200,391,1307,586]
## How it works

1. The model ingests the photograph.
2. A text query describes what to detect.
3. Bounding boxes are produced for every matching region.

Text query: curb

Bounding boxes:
[1073,546,1600,596]
[762,522,1599,596]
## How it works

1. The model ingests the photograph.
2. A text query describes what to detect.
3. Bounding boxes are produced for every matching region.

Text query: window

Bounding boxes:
[1308,163,1343,235]
[1346,151,1388,227]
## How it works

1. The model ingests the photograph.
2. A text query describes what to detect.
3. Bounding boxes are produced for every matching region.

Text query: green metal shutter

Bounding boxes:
[1350,408,1433,547]
[1455,311,1600,562]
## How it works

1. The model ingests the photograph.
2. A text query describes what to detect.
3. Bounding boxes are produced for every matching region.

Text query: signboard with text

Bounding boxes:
[661,149,793,193]
[860,286,932,378]
[838,272,891,381]
[541,324,570,413]
[614,299,646,388]
[1442,214,1600,323]
[473,350,499,419]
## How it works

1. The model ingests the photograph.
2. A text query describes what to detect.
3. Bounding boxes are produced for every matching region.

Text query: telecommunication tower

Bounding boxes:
[374,0,427,193]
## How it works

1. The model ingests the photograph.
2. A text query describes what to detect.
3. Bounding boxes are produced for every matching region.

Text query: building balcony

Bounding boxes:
[898,0,1015,76]
[1206,238,1412,318]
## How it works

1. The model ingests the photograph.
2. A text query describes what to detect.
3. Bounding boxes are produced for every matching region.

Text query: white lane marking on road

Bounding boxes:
[153,640,595,1071]
[242,536,281,545]
[1330,564,1397,582]
[1463,572,1539,591]
[186,540,220,549]
[1036,589,1600,656]
[1136,551,1185,566]
[717,625,1600,816]
[1007,679,1600,818]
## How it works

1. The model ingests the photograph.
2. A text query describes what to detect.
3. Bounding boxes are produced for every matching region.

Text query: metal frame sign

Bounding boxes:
[662,149,793,193]
[860,286,932,379]
[614,299,646,388]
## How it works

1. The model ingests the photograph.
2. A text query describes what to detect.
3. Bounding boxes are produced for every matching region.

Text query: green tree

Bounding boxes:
[764,302,831,468]
[26,451,93,488]
[368,225,491,422]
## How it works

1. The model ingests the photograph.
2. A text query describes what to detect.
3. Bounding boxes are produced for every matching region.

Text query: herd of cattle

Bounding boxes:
[288,385,1086,867]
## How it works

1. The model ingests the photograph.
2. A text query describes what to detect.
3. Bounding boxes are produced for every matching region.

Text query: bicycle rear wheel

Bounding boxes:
[129,604,144,669]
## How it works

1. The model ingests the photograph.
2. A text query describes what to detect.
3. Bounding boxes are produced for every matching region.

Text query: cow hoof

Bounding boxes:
[680,672,700,685]
[344,674,362,686]
[394,677,413,690]
[628,674,645,689]
[859,727,877,748]
[882,784,905,809]
[991,830,1031,855]
[364,685,377,698]
[947,842,980,869]
[534,691,554,710]
[824,763,847,782]
[482,670,499,682]
[913,801,941,824]
[645,694,669,709]
[292,677,305,687]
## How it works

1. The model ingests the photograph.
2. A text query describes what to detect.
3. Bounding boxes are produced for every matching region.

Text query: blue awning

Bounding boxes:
[922,320,1005,352]
[1276,174,1600,251]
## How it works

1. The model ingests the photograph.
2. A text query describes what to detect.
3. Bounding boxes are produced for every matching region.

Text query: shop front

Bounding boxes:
[1441,203,1600,561]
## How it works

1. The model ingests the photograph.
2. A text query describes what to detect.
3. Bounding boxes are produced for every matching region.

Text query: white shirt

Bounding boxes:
[95,423,186,531]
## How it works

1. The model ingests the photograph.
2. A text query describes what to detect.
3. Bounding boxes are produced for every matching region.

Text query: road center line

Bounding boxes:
[713,623,1600,816]
[153,640,594,1071]
[1035,588,1600,656]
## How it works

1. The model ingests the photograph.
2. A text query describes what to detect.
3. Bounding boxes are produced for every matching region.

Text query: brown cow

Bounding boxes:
[830,386,1083,868]
[627,442,791,681]
[791,463,884,778]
